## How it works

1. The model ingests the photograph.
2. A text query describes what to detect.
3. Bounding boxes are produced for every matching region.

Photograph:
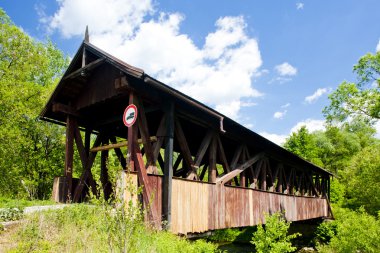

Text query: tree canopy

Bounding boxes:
[0,8,69,198]
[323,52,380,123]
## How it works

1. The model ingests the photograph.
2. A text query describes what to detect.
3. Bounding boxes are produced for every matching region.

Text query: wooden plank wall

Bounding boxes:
[171,178,329,235]
[119,172,328,235]
[118,172,162,226]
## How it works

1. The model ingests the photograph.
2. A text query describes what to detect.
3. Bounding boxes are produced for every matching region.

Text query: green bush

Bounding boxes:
[317,206,380,253]
[208,228,242,242]
[314,221,337,245]
[0,207,23,221]
[251,212,300,253]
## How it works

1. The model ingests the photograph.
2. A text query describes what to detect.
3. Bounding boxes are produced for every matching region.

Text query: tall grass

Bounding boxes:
[6,204,218,253]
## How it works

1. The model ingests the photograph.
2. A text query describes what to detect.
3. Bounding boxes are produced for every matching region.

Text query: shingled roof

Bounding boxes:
[40,41,332,177]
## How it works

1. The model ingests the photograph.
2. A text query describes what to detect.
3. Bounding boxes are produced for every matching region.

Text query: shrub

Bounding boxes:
[317,207,380,253]
[314,221,337,245]
[251,212,300,253]
[0,207,23,221]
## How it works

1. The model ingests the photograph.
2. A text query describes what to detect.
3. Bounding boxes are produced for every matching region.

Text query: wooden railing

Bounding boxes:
[119,172,329,235]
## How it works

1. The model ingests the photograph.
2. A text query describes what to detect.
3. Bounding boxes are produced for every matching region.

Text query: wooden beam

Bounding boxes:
[100,136,112,200]
[250,159,263,189]
[174,118,195,173]
[64,115,75,201]
[89,136,157,152]
[216,135,238,185]
[163,102,174,230]
[260,158,267,190]
[194,131,213,167]
[200,164,208,181]
[52,103,81,117]
[216,152,265,185]
[240,147,247,187]
[153,115,166,162]
[208,134,217,183]
[134,145,160,227]
[109,137,127,170]
[135,96,155,173]
[73,123,97,197]
[64,58,105,80]
[73,134,102,202]
[173,154,182,173]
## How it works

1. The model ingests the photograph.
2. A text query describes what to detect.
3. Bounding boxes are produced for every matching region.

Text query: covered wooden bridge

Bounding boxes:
[40,36,332,234]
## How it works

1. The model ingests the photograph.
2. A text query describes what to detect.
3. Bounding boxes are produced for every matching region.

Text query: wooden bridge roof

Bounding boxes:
[40,41,332,177]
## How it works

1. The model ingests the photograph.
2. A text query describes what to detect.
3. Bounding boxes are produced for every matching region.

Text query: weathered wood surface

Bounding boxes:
[121,172,329,235]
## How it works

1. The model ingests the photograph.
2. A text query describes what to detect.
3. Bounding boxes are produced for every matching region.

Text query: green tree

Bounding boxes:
[0,8,69,198]
[324,52,380,123]
[251,212,300,253]
[283,126,322,166]
[317,207,380,253]
[342,144,380,215]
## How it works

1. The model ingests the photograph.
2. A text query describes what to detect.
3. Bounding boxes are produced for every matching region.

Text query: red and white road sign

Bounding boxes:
[123,104,138,127]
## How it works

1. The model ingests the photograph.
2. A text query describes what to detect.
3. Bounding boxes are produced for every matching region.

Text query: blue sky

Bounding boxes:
[2,0,380,143]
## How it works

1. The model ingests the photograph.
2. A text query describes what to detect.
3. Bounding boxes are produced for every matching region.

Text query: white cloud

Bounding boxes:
[281,103,291,108]
[296,3,304,10]
[43,0,263,120]
[259,132,288,145]
[305,87,331,104]
[260,118,325,146]
[273,110,287,119]
[290,119,325,133]
[275,62,297,76]
[376,39,380,52]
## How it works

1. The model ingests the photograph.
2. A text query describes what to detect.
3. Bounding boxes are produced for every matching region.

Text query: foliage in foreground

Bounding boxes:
[7,204,218,253]
[251,212,300,253]
[0,8,69,199]
[316,206,380,253]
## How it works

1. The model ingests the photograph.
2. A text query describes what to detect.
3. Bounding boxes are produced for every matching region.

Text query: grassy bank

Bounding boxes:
[2,204,219,253]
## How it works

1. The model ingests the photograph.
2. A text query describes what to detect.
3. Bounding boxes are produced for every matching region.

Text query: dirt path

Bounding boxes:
[0,221,20,252]
[0,204,68,252]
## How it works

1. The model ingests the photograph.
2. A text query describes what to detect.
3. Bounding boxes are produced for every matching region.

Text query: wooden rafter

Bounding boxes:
[73,134,102,202]
[135,96,156,174]
[174,118,196,176]
[73,123,97,197]
[208,134,217,183]
[109,136,127,170]
[216,152,265,185]
[90,136,157,152]
[216,135,238,185]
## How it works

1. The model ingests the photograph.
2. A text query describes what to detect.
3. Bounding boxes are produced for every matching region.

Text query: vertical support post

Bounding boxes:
[240,149,246,187]
[100,136,111,200]
[208,134,217,183]
[327,176,331,200]
[64,115,75,202]
[85,129,91,157]
[260,159,267,190]
[163,102,174,230]
[127,92,136,172]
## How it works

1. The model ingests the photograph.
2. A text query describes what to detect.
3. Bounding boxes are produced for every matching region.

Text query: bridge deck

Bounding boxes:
[120,172,329,234]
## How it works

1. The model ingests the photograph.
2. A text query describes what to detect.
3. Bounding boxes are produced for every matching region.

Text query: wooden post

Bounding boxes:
[163,102,174,230]
[100,136,112,200]
[208,134,217,183]
[260,158,267,191]
[127,93,136,172]
[327,176,331,200]
[85,129,91,157]
[64,115,75,202]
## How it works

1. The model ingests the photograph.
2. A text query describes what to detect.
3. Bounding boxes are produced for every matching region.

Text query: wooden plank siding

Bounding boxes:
[120,172,328,235]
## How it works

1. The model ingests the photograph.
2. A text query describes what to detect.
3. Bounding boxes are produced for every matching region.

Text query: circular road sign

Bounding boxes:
[123,104,138,127]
